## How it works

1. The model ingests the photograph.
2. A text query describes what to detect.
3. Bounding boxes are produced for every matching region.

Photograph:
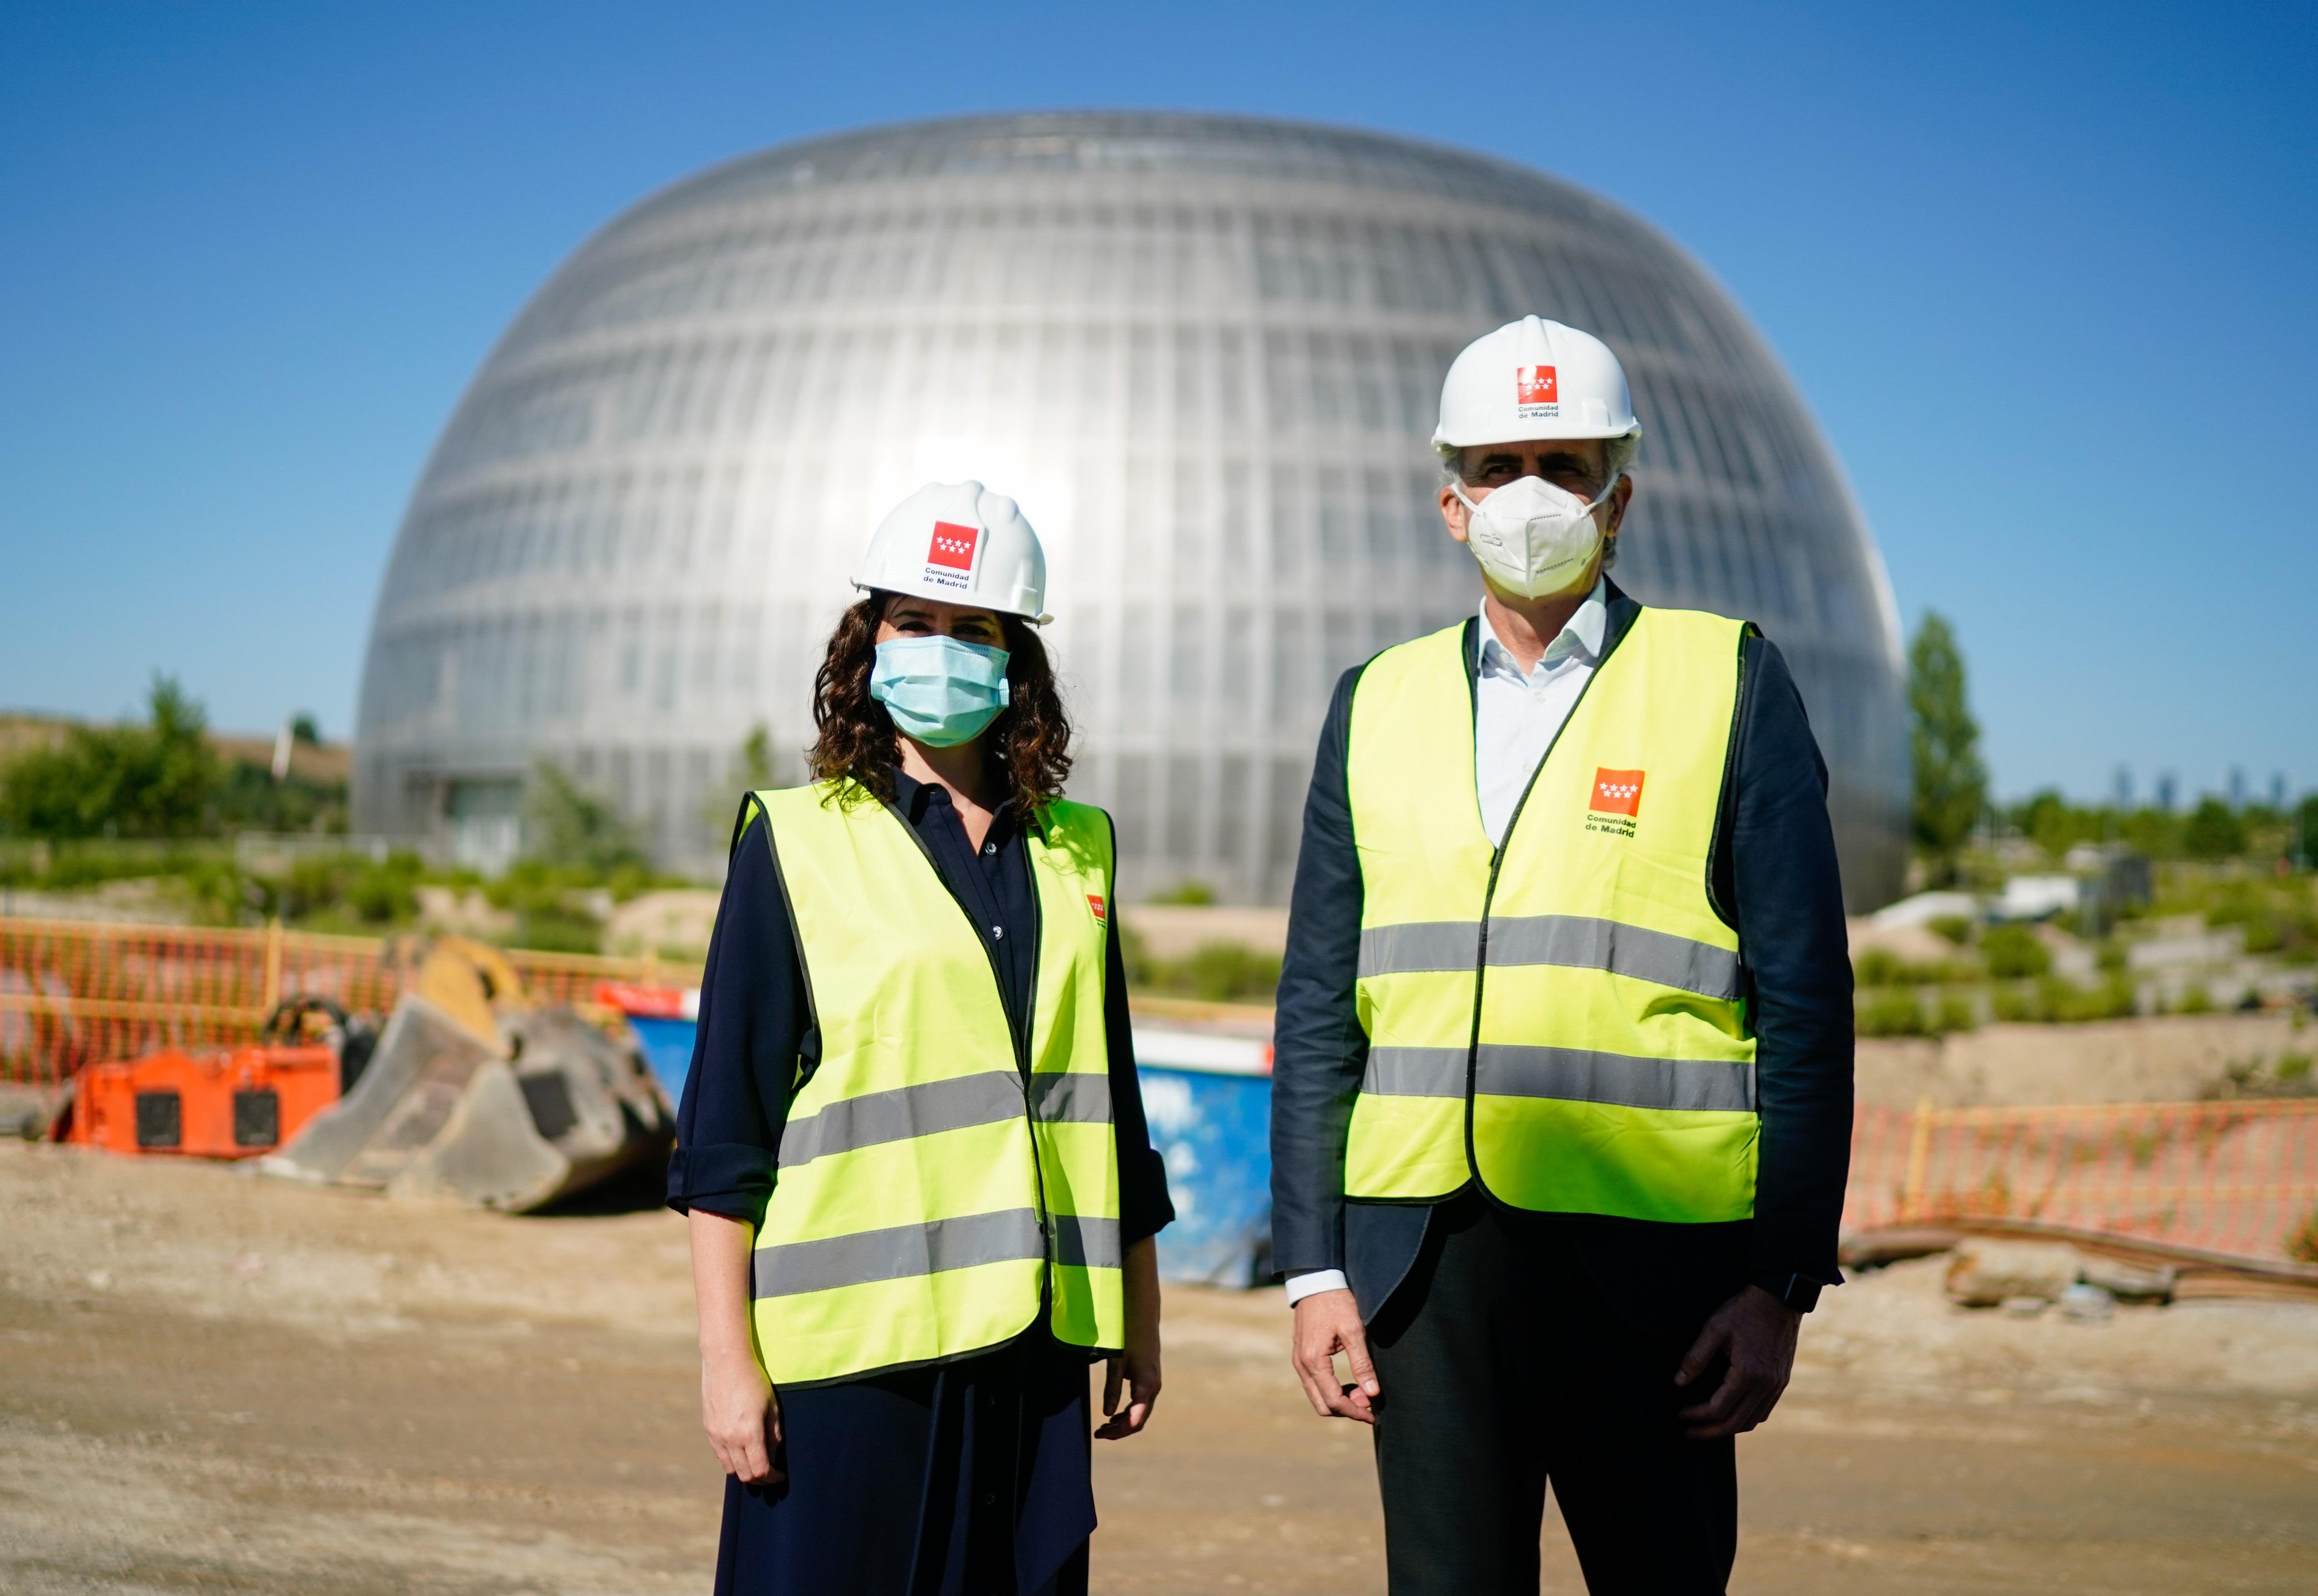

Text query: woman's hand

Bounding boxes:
[1097,1235,1162,1440]
[689,1208,783,1483]
[702,1352,784,1484]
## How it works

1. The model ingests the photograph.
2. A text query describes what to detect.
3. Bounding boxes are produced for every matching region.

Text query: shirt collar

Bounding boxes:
[894,768,1018,830]
[1476,578,1608,683]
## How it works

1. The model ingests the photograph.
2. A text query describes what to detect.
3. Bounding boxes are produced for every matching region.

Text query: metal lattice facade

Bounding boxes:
[355,111,1907,907]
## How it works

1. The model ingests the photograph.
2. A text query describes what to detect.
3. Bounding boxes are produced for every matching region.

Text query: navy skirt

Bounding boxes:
[714,1327,1096,1596]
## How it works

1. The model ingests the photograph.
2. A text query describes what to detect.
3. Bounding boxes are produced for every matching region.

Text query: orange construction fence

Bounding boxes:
[8,917,2316,1270]
[1846,1098,2318,1267]
[0,916,699,1089]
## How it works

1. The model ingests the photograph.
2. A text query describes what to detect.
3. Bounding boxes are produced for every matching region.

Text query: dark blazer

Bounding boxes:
[1268,580,1855,1334]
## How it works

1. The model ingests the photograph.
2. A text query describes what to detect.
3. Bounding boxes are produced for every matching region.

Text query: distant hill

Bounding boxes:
[0,710,347,785]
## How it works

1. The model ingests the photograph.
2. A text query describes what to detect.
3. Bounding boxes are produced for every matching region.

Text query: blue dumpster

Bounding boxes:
[1131,1023,1275,1287]
[627,1015,698,1102]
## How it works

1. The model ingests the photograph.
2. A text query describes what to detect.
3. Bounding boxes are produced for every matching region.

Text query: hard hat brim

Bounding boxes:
[850,576,1051,624]
[1431,420,1642,452]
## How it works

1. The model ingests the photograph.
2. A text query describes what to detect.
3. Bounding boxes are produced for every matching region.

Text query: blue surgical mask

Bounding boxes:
[870,634,1013,747]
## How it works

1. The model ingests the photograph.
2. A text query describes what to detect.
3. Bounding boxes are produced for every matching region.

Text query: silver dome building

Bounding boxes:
[356,112,1907,908]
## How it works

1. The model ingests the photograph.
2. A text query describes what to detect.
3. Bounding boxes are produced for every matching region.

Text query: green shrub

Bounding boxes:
[1991,982,2039,1023]
[2292,1207,2318,1266]
[1118,921,1156,987]
[1151,880,1217,906]
[1932,993,1980,1034]
[484,859,607,954]
[1856,947,1961,986]
[0,678,221,839]
[1981,923,2052,979]
[2182,798,2247,861]
[1121,933,1282,1003]
[348,854,425,924]
[1181,941,1282,1002]
[1858,987,1930,1037]
[1927,915,1975,947]
[2045,975,2139,1023]
[1991,975,2141,1025]
[2176,984,2214,1015]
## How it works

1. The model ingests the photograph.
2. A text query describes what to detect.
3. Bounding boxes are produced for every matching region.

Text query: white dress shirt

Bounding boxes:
[1284,580,1610,1309]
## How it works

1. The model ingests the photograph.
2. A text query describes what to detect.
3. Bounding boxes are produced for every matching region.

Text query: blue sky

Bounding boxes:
[2,1,2311,803]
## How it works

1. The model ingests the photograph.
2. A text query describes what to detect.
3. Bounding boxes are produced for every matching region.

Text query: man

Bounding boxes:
[1270,316,1854,1595]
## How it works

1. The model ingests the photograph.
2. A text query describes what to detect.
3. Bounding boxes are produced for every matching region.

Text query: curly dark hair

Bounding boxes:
[808,593,1074,812]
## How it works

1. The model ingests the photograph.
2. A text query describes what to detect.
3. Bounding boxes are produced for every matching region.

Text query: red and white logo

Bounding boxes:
[1516,365,1559,405]
[1087,893,1107,925]
[1590,768,1645,817]
[927,520,979,572]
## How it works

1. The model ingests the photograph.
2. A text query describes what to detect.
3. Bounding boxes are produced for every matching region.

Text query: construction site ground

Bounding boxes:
[5,1138,2314,1596]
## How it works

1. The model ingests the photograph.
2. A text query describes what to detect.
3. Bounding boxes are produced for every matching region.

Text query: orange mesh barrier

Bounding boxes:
[0,916,699,1088]
[1846,1099,2318,1266]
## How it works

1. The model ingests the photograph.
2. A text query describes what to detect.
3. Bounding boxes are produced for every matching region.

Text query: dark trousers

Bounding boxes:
[1366,1194,1737,1596]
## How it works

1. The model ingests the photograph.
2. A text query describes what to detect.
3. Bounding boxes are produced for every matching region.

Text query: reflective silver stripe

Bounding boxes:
[1358,921,1480,978]
[1053,1213,1123,1270]
[752,1208,1045,1299]
[1029,1071,1113,1125]
[1486,916,1741,1002]
[1358,915,1740,1002]
[778,1072,1023,1169]
[1360,1046,1469,1098]
[780,1069,1115,1169]
[1476,1045,1755,1113]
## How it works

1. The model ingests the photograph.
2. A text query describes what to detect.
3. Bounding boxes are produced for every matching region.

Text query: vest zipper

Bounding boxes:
[877,798,1056,1304]
[1462,610,1632,1191]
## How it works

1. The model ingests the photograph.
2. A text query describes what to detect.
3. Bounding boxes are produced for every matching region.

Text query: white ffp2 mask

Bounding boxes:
[1452,474,1615,599]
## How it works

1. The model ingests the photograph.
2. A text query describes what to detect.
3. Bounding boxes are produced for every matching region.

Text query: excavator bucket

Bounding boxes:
[258,995,502,1188]
[262,936,673,1211]
[388,1007,673,1212]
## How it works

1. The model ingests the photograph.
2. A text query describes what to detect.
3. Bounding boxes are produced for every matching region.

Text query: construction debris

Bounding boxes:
[1945,1239,2085,1307]
[1848,1217,2318,1303]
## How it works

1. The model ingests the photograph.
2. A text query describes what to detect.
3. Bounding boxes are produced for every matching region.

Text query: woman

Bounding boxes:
[669,480,1173,1596]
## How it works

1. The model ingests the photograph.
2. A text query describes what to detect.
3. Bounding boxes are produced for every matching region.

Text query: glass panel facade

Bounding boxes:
[357,112,1906,906]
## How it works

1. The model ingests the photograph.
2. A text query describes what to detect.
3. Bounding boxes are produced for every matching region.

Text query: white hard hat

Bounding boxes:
[852,480,1050,624]
[1432,315,1642,455]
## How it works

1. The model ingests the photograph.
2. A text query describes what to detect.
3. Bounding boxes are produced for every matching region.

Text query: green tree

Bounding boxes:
[523,761,648,874]
[2182,797,2247,861]
[0,676,221,838]
[1908,612,1986,885]
[735,723,777,793]
[701,723,780,842]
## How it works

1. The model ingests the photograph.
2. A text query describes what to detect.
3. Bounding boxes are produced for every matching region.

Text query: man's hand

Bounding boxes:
[1674,1284,1800,1439]
[1291,1288,1381,1424]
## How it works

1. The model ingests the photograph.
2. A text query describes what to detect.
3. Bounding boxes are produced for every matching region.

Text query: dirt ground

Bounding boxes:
[4,1140,2315,1596]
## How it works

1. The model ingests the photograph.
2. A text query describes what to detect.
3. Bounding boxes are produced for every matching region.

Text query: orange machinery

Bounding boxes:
[63,1041,340,1159]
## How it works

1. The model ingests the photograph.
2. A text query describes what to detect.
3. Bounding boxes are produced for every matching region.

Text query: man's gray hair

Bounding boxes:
[1435,432,1641,486]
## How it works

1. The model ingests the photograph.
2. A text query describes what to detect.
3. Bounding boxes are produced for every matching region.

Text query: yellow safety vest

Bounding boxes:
[1343,607,1759,1223]
[744,781,1122,1386]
